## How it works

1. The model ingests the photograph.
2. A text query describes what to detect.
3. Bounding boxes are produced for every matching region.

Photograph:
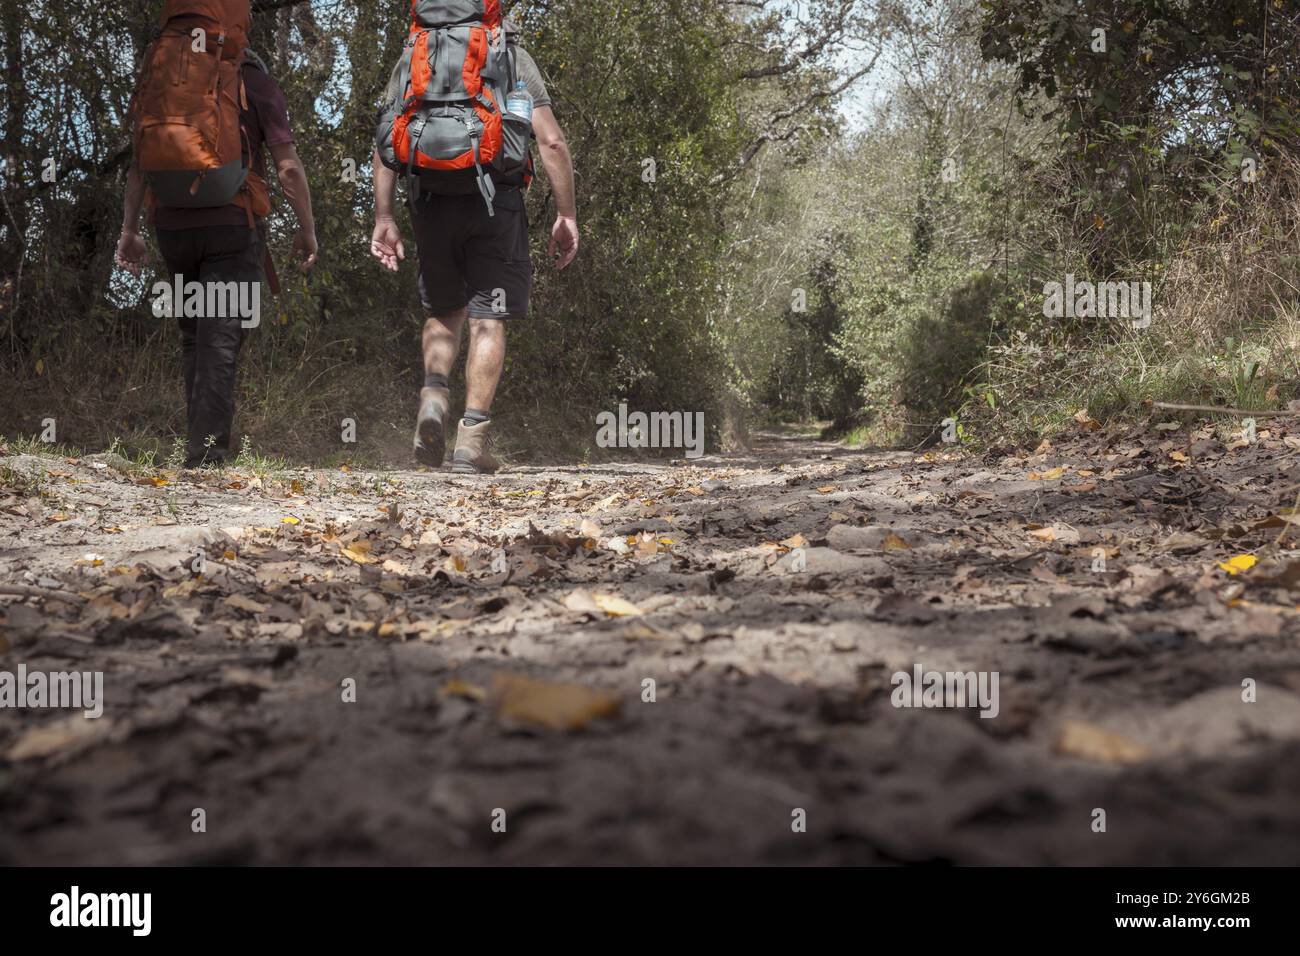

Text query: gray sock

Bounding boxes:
[462,408,491,426]
[424,373,448,390]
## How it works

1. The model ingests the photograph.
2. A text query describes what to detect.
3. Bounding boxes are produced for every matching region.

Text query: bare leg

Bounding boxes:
[465,316,506,412]
[422,307,467,377]
[414,307,466,467]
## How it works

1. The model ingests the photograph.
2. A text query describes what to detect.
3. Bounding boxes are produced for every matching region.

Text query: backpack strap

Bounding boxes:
[406,113,430,202]
[465,117,495,217]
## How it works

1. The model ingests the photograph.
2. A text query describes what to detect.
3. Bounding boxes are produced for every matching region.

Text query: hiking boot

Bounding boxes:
[413,386,451,467]
[451,418,500,474]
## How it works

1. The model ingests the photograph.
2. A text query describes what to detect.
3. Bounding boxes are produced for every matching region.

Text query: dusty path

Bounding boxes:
[2,423,1299,865]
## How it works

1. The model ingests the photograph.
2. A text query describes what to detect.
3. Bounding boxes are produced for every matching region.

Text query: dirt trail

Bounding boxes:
[2,424,1300,865]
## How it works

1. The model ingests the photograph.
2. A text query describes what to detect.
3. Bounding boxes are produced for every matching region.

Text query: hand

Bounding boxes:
[291,228,318,272]
[114,231,148,275]
[371,217,405,272]
[549,215,579,270]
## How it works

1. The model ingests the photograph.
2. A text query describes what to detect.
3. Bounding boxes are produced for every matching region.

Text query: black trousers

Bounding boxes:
[154,225,264,467]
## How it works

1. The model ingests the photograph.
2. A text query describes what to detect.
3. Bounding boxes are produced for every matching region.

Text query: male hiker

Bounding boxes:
[370,6,578,473]
[114,0,317,469]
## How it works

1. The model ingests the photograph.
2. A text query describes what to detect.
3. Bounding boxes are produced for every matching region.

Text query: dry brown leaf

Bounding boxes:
[564,589,600,614]
[223,594,268,614]
[7,716,113,761]
[342,541,374,564]
[881,532,912,551]
[1061,480,1097,493]
[490,673,621,731]
[593,593,644,617]
[1055,720,1148,764]
[1073,409,1101,431]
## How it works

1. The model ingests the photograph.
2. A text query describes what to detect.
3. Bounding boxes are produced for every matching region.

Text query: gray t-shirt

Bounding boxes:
[512,47,551,109]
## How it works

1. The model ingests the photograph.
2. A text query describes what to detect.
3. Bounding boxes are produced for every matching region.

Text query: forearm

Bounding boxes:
[276,161,315,234]
[539,139,576,218]
[121,164,145,234]
[374,149,399,220]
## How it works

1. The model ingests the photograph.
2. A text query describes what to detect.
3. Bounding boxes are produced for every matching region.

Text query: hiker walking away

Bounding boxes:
[115,0,317,469]
[370,4,578,473]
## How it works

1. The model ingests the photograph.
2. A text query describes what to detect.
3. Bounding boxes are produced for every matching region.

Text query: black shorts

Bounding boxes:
[409,187,532,320]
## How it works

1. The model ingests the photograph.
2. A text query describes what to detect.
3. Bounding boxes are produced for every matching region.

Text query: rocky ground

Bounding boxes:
[1,419,1299,866]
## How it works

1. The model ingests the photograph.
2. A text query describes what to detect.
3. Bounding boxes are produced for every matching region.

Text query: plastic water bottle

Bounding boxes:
[505,80,533,122]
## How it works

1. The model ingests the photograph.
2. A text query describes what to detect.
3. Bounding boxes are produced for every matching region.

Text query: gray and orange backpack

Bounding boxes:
[376,1,534,214]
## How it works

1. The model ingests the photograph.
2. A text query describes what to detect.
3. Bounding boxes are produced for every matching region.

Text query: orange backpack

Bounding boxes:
[130,0,270,224]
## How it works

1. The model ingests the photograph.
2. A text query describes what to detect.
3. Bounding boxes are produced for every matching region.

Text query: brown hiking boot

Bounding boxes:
[413,386,451,468]
[451,418,500,474]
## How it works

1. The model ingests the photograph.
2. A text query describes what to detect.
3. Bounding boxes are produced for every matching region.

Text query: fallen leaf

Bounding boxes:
[881,532,912,550]
[1218,554,1257,575]
[7,716,112,761]
[222,594,269,614]
[1073,409,1101,431]
[441,679,487,701]
[593,593,644,617]
[1055,720,1148,764]
[490,673,621,731]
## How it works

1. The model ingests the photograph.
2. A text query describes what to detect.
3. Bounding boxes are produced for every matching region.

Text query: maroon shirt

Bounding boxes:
[152,65,295,230]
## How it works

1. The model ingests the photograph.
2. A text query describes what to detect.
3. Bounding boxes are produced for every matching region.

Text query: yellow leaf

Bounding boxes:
[35,358,45,376]
[1028,466,1066,481]
[882,532,913,550]
[1056,720,1147,764]
[1169,450,1188,462]
[1218,554,1257,575]
[442,679,487,701]
[490,673,621,731]
[816,485,838,494]
[342,540,374,564]
[592,593,644,617]
[282,516,300,525]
